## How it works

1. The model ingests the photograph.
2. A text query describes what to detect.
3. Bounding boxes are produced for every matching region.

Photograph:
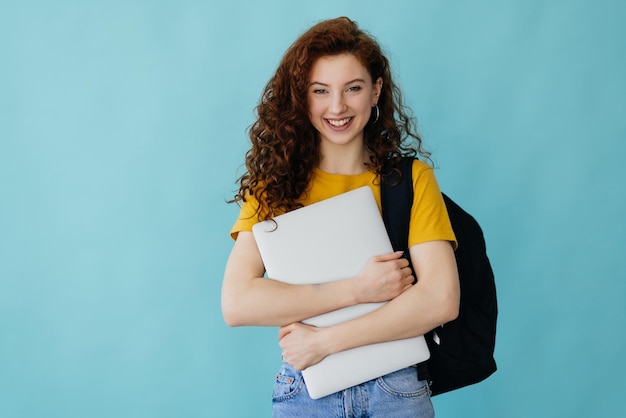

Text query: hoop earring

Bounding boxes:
[372,105,379,124]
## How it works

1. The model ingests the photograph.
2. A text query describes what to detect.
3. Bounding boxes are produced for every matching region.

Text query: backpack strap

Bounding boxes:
[381,157,431,382]
[381,157,414,263]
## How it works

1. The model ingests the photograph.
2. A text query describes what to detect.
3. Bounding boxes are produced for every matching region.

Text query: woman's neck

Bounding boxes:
[318,147,370,175]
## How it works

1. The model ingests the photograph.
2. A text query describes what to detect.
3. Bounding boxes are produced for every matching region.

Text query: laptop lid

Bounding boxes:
[252,186,429,399]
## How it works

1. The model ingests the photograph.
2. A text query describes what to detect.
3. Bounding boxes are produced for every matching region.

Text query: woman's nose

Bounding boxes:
[329,93,347,114]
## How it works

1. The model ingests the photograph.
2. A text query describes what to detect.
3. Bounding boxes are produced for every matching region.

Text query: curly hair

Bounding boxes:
[231,17,430,220]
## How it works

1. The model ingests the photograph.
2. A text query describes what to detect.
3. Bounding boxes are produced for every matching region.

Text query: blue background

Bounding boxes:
[1,1,625,417]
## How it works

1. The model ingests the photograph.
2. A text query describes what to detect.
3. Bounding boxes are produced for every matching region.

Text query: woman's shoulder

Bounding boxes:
[411,158,433,173]
[410,158,435,184]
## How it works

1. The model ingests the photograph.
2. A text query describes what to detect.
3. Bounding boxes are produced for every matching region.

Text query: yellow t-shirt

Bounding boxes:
[230,159,457,249]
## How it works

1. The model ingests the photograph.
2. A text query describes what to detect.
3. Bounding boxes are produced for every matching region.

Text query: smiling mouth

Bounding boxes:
[326,117,353,127]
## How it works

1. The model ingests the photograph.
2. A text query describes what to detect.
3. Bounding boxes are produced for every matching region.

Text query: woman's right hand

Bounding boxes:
[352,251,414,304]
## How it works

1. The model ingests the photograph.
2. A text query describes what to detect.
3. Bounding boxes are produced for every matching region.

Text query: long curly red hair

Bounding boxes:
[232,17,430,220]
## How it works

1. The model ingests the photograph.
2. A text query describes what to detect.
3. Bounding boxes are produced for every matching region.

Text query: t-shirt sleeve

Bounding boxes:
[408,160,457,249]
[229,194,263,240]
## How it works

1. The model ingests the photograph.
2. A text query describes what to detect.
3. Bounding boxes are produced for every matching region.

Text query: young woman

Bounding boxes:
[222,17,459,418]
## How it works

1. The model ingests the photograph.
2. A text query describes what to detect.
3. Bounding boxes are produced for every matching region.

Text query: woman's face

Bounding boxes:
[307,54,382,151]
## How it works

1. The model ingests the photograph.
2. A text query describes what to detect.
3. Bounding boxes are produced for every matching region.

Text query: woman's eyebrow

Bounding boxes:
[309,78,367,87]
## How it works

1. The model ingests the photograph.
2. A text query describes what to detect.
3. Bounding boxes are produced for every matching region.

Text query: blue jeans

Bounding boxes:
[272,362,434,418]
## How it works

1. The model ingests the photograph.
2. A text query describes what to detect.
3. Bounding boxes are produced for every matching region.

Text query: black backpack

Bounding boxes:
[381,157,498,396]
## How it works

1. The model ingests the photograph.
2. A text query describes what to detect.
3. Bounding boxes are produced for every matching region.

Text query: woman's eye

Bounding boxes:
[348,86,362,92]
[312,89,328,94]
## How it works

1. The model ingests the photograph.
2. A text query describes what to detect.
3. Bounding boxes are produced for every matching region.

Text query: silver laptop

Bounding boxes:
[252,186,430,399]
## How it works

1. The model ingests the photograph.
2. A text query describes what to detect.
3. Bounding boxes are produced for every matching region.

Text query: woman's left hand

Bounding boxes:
[278,322,330,371]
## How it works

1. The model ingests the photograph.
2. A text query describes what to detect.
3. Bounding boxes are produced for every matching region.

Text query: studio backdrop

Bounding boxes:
[1,1,625,417]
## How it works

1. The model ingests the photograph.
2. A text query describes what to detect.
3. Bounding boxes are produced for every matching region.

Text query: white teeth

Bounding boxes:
[327,117,351,127]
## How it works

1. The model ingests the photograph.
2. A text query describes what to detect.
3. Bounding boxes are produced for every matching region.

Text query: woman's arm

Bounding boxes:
[221,231,414,327]
[278,239,459,370]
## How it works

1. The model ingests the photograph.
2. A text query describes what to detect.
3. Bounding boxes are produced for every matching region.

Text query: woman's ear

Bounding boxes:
[373,77,383,105]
